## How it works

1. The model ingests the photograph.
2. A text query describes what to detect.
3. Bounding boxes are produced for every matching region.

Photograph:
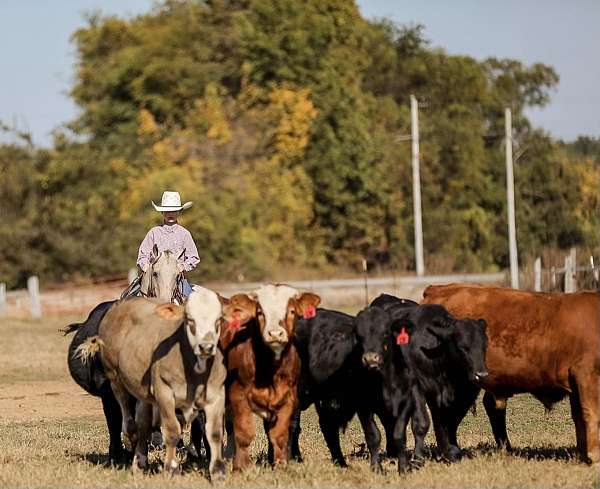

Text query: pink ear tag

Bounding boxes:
[228,311,241,330]
[303,306,316,319]
[396,327,409,345]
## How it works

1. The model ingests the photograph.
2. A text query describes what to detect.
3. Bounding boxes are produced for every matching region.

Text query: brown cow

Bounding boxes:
[220,284,320,470]
[422,283,600,465]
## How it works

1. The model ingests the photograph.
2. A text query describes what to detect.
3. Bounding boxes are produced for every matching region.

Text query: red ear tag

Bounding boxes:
[303,306,316,319]
[396,327,410,345]
[228,311,241,330]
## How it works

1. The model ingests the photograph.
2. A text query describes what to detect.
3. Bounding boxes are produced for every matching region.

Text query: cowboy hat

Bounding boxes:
[152,191,193,212]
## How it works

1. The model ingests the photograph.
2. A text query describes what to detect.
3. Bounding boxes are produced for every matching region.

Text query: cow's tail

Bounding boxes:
[74,335,104,364]
[60,322,81,336]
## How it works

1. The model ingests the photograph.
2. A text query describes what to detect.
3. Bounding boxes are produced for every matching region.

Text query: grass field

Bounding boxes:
[0,314,598,488]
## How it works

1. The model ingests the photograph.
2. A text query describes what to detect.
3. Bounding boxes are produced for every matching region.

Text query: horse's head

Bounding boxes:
[141,244,183,302]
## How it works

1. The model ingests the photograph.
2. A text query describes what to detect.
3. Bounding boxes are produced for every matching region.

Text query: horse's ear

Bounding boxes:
[178,248,186,261]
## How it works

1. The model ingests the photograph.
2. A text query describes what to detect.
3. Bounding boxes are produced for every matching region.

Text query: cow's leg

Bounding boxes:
[190,412,206,460]
[315,402,347,467]
[570,370,600,464]
[393,402,411,473]
[429,404,458,461]
[381,411,398,458]
[132,402,152,473]
[568,389,586,458]
[411,389,430,465]
[482,391,512,451]
[230,389,256,471]
[289,407,303,462]
[266,398,295,466]
[99,381,127,464]
[223,408,236,460]
[110,380,137,445]
[357,409,382,472]
[154,387,181,475]
[203,393,226,481]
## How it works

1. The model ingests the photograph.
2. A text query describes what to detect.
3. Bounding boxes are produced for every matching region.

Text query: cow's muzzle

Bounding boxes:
[362,352,382,370]
[472,370,489,383]
[264,328,289,360]
[197,342,217,357]
[193,343,217,373]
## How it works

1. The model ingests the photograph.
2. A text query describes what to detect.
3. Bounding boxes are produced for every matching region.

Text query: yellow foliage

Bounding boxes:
[137,108,159,136]
[268,86,318,160]
[189,83,232,145]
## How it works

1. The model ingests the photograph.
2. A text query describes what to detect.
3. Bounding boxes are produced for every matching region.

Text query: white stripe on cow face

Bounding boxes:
[185,287,223,360]
[253,284,298,355]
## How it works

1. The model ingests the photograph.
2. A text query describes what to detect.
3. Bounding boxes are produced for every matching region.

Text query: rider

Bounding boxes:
[136,191,199,297]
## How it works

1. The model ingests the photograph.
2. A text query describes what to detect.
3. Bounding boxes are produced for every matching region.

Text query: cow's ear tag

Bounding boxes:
[396,327,410,345]
[228,311,241,330]
[303,306,316,319]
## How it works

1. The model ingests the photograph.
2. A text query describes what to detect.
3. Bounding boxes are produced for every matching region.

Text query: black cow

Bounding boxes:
[377,296,489,461]
[290,307,413,471]
[64,300,127,463]
[353,305,430,472]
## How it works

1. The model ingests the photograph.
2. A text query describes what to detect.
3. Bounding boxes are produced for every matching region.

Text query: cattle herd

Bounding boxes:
[63,281,600,482]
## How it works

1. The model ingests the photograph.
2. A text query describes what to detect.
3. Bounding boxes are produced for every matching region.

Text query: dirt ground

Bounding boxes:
[0,380,101,422]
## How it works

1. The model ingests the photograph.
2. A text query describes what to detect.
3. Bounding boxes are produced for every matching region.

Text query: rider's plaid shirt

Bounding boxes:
[137,223,200,272]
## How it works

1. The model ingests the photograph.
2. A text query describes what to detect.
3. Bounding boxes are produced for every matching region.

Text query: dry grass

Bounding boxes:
[0,313,598,488]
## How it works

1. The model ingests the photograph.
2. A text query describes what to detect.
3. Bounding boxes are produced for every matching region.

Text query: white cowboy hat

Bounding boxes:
[152,191,193,212]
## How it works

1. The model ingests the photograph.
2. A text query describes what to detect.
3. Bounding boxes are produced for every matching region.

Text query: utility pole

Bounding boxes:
[505,107,519,289]
[411,95,425,276]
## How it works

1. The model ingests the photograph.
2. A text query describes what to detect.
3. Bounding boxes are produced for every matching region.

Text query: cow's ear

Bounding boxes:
[217,293,230,306]
[155,303,184,321]
[223,294,257,329]
[426,322,455,340]
[295,292,321,319]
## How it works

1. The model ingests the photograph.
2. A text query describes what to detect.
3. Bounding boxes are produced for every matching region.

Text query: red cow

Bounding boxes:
[220,284,320,470]
[422,283,600,465]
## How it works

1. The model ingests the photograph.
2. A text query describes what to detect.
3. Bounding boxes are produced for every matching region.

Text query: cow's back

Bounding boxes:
[422,284,600,401]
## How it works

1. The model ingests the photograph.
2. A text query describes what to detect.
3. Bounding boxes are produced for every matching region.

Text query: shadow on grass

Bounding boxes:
[349,441,579,465]
[70,445,214,475]
[462,442,579,463]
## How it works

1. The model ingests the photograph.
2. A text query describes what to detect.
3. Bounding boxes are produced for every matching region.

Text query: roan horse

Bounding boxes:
[63,244,183,464]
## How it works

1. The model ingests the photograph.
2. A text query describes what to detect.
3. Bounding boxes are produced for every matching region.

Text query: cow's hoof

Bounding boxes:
[131,454,147,475]
[445,446,461,462]
[333,459,348,468]
[370,462,384,474]
[210,460,227,482]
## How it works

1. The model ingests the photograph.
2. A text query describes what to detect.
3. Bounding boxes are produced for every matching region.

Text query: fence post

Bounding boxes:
[27,276,42,318]
[534,257,541,292]
[564,249,577,293]
[362,258,369,307]
[0,283,6,315]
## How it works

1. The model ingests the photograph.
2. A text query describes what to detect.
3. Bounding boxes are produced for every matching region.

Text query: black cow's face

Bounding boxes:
[355,307,392,371]
[452,318,488,383]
